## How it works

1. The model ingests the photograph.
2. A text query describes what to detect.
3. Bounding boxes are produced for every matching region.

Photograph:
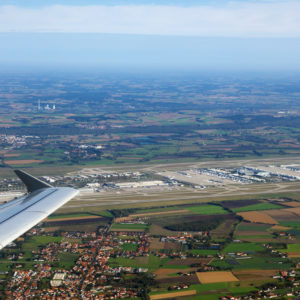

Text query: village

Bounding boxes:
[1,219,300,300]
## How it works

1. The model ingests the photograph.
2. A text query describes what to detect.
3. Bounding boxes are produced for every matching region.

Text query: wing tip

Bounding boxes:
[14,169,52,193]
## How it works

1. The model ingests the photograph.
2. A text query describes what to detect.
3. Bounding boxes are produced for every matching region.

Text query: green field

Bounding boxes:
[134,206,181,214]
[110,223,149,230]
[279,221,300,228]
[23,236,62,250]
[150,282,257,299]
[236,235,273,239]
[57,252,80,269]
[236,224,271,232]
[185,205,228,215]
[211,256,292,270]
[189,249,219,256]
[232,203,283,213]
[223,242,265,253]
[121,243,138,251]
[48,213,94,219]
[279,243,300,253]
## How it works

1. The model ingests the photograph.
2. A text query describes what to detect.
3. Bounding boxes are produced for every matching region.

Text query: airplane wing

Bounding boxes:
[0,170,78,250]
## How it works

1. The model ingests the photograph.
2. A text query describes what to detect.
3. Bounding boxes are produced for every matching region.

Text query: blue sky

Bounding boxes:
[0,0,299,71]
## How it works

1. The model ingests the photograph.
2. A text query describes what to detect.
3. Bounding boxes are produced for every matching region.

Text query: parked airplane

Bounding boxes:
[0,170,78,250]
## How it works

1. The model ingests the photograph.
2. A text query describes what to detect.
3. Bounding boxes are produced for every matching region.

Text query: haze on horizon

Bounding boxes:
[0,0,300,72]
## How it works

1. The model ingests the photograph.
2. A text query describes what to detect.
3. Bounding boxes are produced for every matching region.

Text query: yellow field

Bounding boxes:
[196,271,239,284]
[281,201,300,207]
[284,207,300,216]
[271,225,290,231]
[150,290,196,300]
[4,159,43,165]
[44,215,102,222]
[238,211,278,224]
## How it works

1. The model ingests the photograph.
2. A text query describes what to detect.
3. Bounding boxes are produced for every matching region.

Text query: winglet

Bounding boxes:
[14,170,52,193]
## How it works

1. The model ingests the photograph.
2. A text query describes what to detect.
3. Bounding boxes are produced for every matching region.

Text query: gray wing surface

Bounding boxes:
[0,170,78,250]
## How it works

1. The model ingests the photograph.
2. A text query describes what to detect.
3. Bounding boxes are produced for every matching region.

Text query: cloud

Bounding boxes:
[0,1,300,37]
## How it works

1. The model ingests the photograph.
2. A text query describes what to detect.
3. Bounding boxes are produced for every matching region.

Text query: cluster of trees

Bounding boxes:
[165,216,226,232]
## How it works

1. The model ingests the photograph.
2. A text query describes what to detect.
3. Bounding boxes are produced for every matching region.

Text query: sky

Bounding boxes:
[0,0,299,71]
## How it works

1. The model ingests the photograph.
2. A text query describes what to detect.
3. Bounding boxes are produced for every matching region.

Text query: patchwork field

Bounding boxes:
[237,211,278,224]
[196,271,239,284]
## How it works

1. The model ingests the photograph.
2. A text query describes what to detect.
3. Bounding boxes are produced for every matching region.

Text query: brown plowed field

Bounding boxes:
[150,290,196,300]
[265,209,298,221]
[238,211,277,224]
[156,274,199,285]
[233,269,277,281]
[196,271,239,283]
[150,238,165,250]
[288,252,300,258]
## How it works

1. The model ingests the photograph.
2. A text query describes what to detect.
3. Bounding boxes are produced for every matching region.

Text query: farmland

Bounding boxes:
[185,204,228,215]
[1,72,300,171]
[196,271,239,284]
[2,192,300,298]
[231,202,283,213]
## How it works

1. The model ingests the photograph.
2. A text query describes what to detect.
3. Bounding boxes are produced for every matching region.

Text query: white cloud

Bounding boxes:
[0,1,300,37]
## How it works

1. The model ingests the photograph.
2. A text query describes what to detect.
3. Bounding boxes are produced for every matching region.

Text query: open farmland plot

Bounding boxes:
[154,267,198,279]
[281,201,300,207]
[278,221,300,229]
[233,269,278,281]
[235,222,274,241]
[150,290,196,300]
[223,242,265,254]
[236,222,272,232]
[110,223,148,232]
[237,211,278,224]
[284,207,300,217]
[128,209,189,218]
[109,254,168,271]
[232,202,283,213]
[211,256,292,270]
[279,244,300,257]
[150,214,233,233]
[166,258,212,266]
[185,204,228,215]
[264,209,299,221]
[210,215,238,241]
[196,271,239,284]
[221,199,262,210]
